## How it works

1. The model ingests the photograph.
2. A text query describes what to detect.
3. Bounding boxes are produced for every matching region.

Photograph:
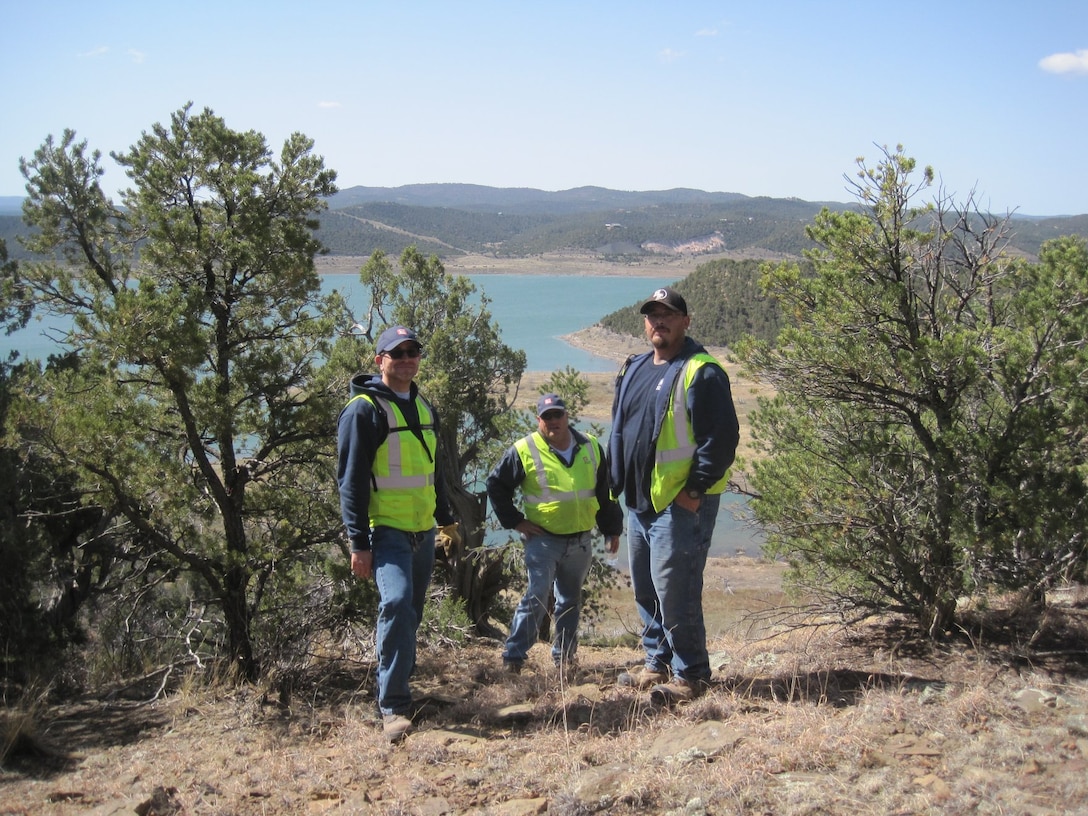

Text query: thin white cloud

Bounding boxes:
[659,48,685,63]
[1039,49,1088,75]
[695,28,718,37]
[78,46,110,58]
[127,49,146,64]
[318,101,342,109]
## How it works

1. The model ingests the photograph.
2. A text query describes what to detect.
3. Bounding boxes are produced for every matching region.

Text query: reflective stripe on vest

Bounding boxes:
[367,397,436,491]
[514,432,601,534]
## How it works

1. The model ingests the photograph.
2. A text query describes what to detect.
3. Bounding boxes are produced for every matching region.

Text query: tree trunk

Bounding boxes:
[220,500,259,681]
[223,562,258,681]
[441,483,509,640]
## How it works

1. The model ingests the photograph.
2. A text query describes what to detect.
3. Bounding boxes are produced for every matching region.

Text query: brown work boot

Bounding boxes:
[650,677,708,706]
[382,713,413,743]
[617,665,670,690]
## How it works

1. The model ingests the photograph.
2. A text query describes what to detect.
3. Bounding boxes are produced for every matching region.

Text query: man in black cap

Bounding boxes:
[486,393,622,674]
[337,325,460,742]
[608,287,740,704]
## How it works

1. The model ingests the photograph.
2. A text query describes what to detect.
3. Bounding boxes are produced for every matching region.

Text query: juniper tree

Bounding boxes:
[14,105,346,680]
[737,145,1088,636]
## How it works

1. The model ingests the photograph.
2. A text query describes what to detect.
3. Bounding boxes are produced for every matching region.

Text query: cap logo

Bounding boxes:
[653,289,668,301]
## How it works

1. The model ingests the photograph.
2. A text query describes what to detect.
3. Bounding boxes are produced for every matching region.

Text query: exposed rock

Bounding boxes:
[488,798,549,815]
[647,720,744,763]
[134,785,183,816]
[1013,688,1060,714]
[495,703,536,723]
[572,764,631,809]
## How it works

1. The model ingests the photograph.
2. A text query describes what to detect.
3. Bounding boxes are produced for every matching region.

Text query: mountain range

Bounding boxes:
[3,185,1087,262]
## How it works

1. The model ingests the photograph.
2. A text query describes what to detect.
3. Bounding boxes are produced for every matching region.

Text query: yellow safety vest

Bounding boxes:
[348,393,437,533]
[649,354,730,512]
[514,432,602,535]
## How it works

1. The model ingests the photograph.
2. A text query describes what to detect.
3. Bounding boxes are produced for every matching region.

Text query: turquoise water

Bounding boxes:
[325,271,670,373]
[1,271,764,557]
[5,272,665,372]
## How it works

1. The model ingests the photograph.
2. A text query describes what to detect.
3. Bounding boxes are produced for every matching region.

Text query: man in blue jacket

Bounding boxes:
[608,288,740,704]
[487,393,622,674]
[337,325,460,742]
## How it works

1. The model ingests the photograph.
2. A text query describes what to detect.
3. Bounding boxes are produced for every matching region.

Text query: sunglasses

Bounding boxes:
[382,346,423,360]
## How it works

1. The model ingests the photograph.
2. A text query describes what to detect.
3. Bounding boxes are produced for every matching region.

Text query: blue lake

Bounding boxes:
[1,271,764,558]
[325,272,669,373]
[4,272,663,372]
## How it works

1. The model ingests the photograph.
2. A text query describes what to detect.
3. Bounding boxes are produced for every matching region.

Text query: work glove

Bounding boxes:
[436,523,462,554]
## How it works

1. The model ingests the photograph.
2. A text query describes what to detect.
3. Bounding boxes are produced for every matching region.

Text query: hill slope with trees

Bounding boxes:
[4,186,1085,263]
[599,257,785,348]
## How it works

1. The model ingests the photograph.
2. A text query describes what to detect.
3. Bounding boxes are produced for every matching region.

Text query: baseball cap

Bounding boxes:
[536,393,567,416]
[376,325,422,355]
[639,287,688,316]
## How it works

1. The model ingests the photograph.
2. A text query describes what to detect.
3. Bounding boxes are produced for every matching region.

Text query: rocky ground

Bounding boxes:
[3,560,1087,816]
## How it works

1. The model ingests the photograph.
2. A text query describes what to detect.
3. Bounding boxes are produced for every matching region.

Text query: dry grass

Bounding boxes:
[3,563,1086,815]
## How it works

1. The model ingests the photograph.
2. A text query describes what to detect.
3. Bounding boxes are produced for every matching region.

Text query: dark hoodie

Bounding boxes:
[608,336,739,514]
[336,373,456,552]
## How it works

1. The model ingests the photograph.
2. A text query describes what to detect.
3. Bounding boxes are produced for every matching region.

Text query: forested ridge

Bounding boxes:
[3,186,1086,263]
[600,257,785,348]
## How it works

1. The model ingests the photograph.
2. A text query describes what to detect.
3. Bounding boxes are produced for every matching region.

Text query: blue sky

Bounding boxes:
[2,1,1086,215]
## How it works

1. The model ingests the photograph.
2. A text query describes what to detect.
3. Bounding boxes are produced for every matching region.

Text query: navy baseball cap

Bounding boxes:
[536,393,567,416]
[376,325,422,354]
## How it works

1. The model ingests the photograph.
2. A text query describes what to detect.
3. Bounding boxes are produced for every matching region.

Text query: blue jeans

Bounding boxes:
[371,525,436,715]
[628,493,721,683]
[503,531,593,665]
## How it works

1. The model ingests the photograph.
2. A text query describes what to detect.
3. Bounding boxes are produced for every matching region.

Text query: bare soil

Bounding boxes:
[4,563,1087,816]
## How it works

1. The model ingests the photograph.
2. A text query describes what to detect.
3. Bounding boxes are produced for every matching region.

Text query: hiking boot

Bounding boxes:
[617,665,669,690]
[650,678,708,706]
[382,713,413,743]
[503,659,524,675]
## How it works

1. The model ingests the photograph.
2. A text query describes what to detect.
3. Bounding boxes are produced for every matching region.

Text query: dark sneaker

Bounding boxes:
[503,659,523,675]
[382,713,413,743]
[650,678,708,706]
[617,665,670,690]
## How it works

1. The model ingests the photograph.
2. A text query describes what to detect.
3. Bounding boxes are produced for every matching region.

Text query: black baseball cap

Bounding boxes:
[639,287,688,316]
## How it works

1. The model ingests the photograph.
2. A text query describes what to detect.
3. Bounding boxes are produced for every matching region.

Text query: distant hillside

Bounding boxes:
[315,188,1088,262]
[318,192,844,259]
[600,257,786,348]
[327,183,756,215]
[2,186,1086,263]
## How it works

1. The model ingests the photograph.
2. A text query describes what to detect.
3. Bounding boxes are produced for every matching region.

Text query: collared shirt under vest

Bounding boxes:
[514,431,602,535]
